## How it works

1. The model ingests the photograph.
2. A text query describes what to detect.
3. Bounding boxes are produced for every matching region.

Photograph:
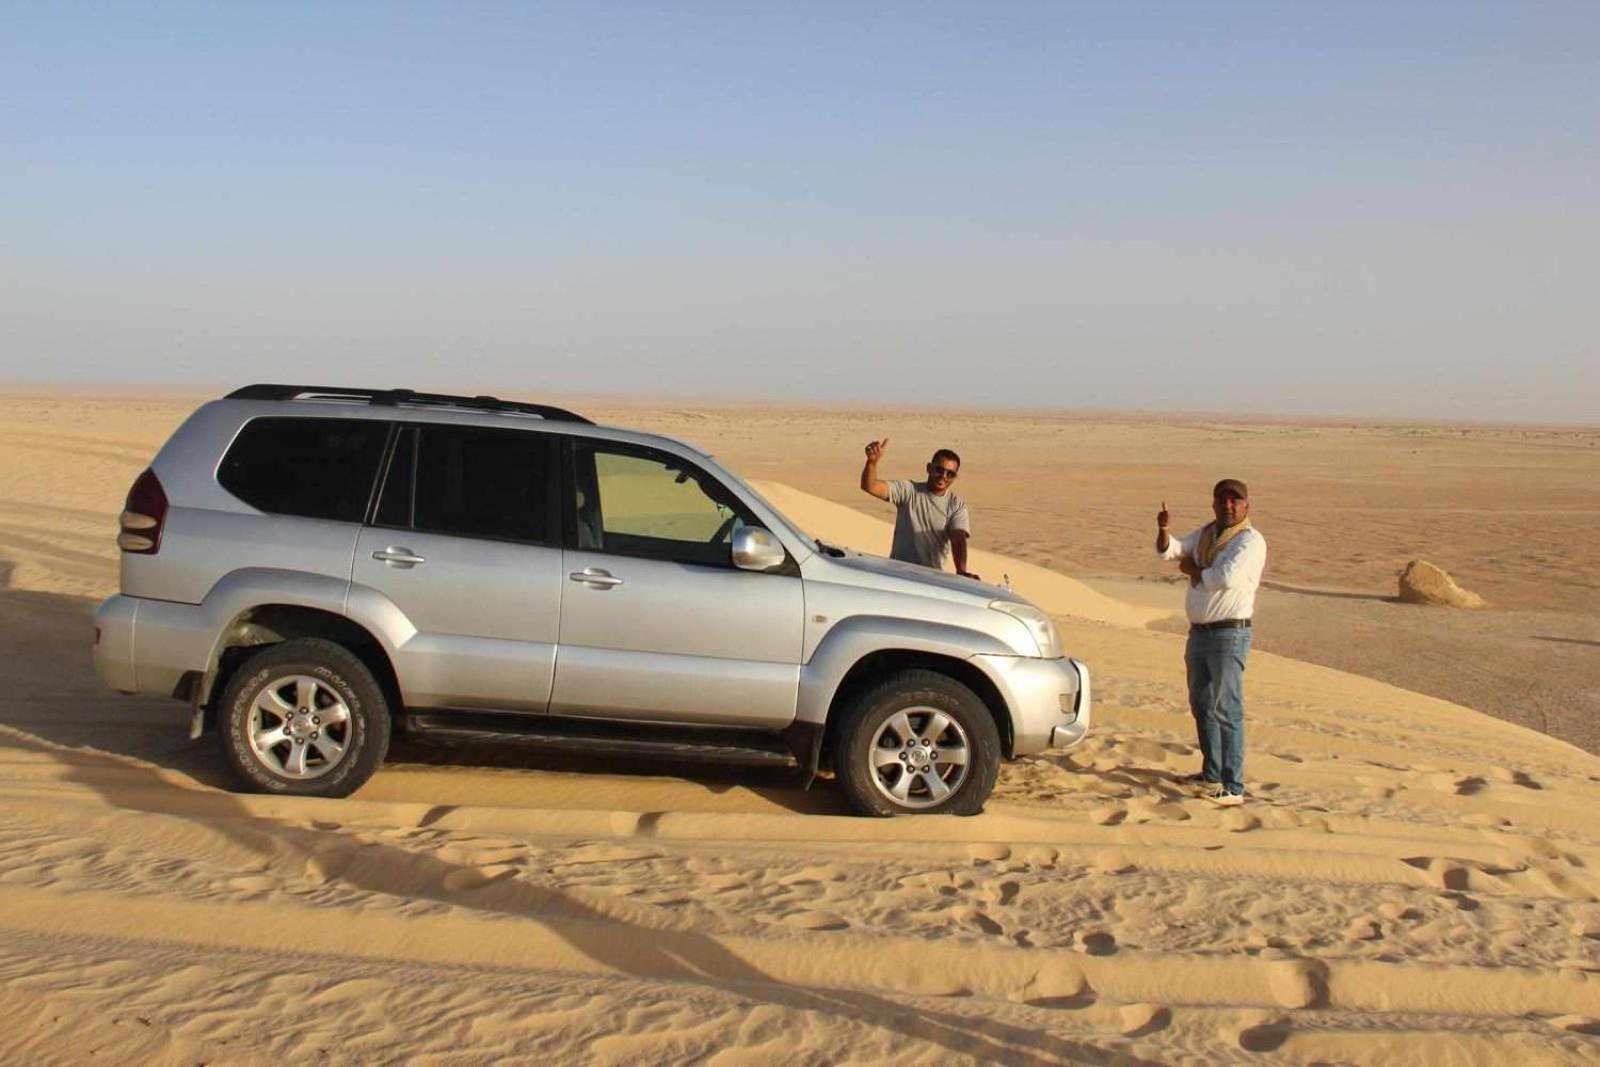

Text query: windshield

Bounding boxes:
[703,460,817,552]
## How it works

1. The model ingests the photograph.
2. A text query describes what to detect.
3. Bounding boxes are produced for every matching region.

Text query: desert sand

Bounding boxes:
[2,389,1598,1065]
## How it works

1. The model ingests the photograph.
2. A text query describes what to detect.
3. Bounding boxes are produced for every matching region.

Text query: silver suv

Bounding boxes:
[93,385,1091,816]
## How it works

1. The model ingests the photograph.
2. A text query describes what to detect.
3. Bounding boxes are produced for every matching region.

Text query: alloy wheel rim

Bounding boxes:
[247,674,353,780]
[866,705,971,809]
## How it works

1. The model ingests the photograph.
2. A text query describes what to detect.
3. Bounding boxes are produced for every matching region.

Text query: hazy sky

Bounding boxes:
[3,2,1595,420]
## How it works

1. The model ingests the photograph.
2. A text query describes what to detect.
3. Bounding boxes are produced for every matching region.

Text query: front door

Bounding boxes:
[351,423,563,712]
[551,439,803,727]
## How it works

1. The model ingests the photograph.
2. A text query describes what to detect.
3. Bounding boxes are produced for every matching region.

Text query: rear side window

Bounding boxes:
[218,417,388,522]
[413,425,552,544]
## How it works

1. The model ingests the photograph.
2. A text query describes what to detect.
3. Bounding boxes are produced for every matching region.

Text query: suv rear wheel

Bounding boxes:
[218,638,391,798]
[836,669,1000,817]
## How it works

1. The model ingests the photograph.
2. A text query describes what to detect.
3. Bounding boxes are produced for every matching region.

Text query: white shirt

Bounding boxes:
[1156,524,1267,624]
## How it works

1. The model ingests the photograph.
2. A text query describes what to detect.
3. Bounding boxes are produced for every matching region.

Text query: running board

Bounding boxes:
[404,711,799,767]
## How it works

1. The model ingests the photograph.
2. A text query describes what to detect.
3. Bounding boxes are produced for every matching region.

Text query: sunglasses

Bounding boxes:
[928,465,958,479]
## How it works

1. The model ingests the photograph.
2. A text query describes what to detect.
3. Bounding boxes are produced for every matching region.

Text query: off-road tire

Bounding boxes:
[218,638,390,798]
[836,669,1001,817]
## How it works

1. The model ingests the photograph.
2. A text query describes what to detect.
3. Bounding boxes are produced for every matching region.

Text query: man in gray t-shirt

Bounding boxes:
[859,438,977,577]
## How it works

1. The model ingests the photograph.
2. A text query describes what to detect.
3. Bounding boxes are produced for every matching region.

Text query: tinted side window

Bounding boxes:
[218,417,388,522]
[414,425,551,543]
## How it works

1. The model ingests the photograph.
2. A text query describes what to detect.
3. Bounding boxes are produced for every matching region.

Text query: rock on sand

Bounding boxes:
[1398,560,1487,608]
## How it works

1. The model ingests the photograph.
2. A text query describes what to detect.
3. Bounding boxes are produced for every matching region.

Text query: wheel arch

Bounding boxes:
[197,602,402,735]
[817,650,1013,774]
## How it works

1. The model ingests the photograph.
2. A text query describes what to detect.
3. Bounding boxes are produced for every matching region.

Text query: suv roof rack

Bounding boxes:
[226,384,593,424]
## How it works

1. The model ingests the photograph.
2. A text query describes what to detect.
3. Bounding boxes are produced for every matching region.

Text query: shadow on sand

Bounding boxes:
[1530,635,1600,649]
[1261,579,1395,604]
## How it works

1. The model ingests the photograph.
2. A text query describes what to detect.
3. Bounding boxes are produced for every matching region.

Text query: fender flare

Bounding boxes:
[789,615,1019,783]
[193,569,416,708]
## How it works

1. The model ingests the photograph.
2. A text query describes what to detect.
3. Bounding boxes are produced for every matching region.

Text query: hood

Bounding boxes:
[812,548,1031,607]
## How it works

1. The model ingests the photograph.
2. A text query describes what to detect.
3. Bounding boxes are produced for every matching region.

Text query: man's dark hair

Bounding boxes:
[931,448,961,468]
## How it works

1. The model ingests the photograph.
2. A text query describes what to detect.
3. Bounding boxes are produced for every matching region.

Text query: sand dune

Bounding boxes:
[1,392,1599,1064]
[752,480,1165,629]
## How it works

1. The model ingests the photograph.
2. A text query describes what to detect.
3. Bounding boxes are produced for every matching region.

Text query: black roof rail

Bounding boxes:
[225,384,592,424]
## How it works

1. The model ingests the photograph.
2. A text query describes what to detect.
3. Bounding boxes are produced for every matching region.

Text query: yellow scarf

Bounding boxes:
[1196,518,1252,568]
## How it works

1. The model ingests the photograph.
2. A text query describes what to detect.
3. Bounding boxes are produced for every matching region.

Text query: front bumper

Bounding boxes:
[972,653,1092,756]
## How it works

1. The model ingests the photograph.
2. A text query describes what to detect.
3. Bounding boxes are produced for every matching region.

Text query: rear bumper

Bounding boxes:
[972,653,1092,756]
[93,595,140,693]
[93,594,213,699]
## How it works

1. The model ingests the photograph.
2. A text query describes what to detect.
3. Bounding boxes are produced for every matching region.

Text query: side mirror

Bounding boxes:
[731,526,786,571]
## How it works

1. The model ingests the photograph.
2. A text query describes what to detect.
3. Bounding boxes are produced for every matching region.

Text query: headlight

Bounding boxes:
[989,600,1063,659]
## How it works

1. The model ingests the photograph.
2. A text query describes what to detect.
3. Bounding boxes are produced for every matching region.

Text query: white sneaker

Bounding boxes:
[1209,790,1244,807]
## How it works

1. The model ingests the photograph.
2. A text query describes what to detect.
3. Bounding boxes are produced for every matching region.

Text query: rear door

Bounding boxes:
[351,423,563,712]
[551,438,804,727]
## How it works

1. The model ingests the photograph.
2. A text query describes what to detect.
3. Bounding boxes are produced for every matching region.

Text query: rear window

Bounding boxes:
[218,417,389,522]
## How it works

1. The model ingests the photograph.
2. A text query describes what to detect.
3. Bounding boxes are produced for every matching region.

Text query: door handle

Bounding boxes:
[373,547,426,566]
[569,568,622,588]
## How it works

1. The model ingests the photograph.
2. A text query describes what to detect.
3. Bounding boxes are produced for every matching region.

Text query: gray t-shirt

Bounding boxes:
[887,480,971,569]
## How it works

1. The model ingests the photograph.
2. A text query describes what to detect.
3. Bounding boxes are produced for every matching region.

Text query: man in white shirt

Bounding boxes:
[1155,478,1267,806]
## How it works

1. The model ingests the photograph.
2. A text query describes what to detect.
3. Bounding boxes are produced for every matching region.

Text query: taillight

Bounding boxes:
[118,468,168,554]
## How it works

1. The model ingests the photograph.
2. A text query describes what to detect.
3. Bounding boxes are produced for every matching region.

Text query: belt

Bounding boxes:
[1191,618,1251,632]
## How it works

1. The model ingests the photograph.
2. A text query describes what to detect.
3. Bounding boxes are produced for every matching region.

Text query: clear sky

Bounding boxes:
[3,2,1595,420]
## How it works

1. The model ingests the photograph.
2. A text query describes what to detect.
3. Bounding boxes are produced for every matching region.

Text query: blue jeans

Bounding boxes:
[1184,626,1252,795]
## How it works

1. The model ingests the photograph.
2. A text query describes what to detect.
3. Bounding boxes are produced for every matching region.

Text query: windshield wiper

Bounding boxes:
[815,538,847,558]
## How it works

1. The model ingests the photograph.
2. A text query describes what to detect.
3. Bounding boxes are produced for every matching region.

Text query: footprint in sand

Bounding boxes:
[1118,1003,1172,1037]
[1378,901,1425,922]
[1075,930,1118,956]
[1146,800,1191,823]
[1221,810,1262,833]
[995,880,1022,906]
[1404,856,1458,888]
[1233,1015,1293,1052]
[959,908,1005,936]
[1093,850,1136,875]
[1429,773,1487,796]
[1123,739,1171,764]
[1091,806,1128,826]
[782,910,850,931]
[1486,765,1544,789]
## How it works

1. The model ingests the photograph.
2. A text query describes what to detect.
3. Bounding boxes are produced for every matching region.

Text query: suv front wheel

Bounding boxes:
[836,670,1001,817]
[218,638,391,798]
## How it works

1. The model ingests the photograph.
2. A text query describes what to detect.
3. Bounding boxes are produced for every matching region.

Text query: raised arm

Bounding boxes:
[860,438,891,501]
